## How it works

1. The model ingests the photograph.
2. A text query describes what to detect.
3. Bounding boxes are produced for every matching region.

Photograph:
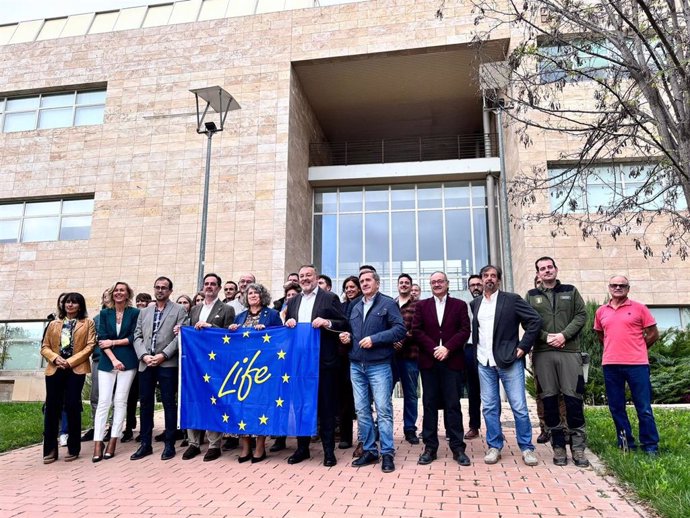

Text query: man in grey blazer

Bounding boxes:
[131,276,189,461]
[183,273,235,462]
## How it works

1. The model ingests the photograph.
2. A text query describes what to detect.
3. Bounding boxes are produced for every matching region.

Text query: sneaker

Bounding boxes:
[59,434,68,447]
[522,449,538,466]
[572,449,590,467]
[552,447,567,466]
[484,447,501,464]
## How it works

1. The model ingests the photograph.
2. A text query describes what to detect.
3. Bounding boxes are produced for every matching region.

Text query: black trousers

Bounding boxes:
[44,370,86,456]
[337,356,355,444]
[463,344,481,430]
[139,366,178,447]
[297,365,337,455]
[421,362,466,454]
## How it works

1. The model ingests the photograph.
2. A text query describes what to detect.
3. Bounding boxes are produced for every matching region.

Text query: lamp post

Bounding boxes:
[190,86,241,291]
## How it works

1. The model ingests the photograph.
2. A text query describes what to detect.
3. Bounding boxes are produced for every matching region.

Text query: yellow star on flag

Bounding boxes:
[277,349,286,359]
[259,415,268,425]
[210,396,216,405]
[222,413,229,423]
[282,373,290,383]
[238,420,247,431]
[208,351,216,360]
[242,330,250,338]
[275,397,284,407]
[222,335,230,344]
[203,373,211,383]
[262,333,271,343]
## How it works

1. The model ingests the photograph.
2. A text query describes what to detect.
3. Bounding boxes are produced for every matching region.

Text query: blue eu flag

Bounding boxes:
[179,323,319,436]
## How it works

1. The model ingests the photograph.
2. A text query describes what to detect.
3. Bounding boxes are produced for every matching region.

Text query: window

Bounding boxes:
[649,307,690,332]
[0,321,47,371]
[548,163,687,213]
[0,89,106,133]
[540,40,616,83]
[0,197,94,244]
[313,182,490,297]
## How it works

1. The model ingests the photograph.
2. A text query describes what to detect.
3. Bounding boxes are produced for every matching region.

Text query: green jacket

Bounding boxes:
[525,281,586,353]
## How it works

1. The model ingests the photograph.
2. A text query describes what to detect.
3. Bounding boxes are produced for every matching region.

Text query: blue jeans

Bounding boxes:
[603,364,659,452]
[478,360,534,451]
[392,357,419,433]
[351,361,395,456]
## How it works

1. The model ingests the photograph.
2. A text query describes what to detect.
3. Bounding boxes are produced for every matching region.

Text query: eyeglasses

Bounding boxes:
[154,286,170,291]
[203,282,218,287]
[608,283,629,289]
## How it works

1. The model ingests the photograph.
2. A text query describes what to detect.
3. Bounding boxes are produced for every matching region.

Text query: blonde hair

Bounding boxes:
[105,281,134,308]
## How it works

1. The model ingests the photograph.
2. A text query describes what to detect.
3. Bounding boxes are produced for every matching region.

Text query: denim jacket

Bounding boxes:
[348,292,406,365]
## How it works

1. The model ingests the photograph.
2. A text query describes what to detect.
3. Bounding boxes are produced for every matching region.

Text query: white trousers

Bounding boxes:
[94,368,136,441]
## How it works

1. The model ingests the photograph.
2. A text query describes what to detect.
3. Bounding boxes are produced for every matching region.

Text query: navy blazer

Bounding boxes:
[286,288,348,369]
[97,306,140,371]
[412,296,470,371]
[234,306,283,328]
[470,291,542,369]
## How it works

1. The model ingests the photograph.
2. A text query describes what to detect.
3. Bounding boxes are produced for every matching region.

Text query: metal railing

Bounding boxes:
[309,133,498,167]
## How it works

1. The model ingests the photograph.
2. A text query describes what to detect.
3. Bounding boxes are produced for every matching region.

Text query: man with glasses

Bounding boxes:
[131,276,189,460]
[526,257,588,467]
[463,275,484,439]
[229,273,256,315]
[183,273,235,462]
[594,275,660,455]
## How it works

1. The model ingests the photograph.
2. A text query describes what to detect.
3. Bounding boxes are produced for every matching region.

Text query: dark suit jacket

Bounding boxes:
[190,299,235,328]
[470,291,542,369]
[413,295,470,371]
[286,288,348,369]
[97,306,140,371]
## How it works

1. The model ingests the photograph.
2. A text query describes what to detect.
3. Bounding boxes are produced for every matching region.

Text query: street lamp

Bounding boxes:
[190,86,241,291]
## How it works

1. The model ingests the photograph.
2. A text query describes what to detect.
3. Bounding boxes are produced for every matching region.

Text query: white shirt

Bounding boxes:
[362,293,375,320]
[199,300,215,323]
[298,287,319,323]
[477,290,498,367]
[228,298,244,315]
[434,295,447,327]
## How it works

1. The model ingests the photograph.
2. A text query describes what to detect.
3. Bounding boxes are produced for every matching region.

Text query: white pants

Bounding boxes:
[94,368,136,441]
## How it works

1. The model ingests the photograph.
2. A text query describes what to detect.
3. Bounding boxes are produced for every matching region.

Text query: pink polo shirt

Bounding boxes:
[594,298,656,365]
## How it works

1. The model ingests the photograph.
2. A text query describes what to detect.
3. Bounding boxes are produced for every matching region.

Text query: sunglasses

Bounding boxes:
[608,283,629,289]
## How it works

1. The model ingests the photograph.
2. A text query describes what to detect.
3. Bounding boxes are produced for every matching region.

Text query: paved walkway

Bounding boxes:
[0,399,650,518]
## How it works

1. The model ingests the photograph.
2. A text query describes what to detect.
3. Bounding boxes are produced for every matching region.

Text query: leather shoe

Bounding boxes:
[269,437,286,452]
[130,445,153,460]
[251,452,267,464]
[222,436,239,451]
[404,431,420,445]
[203,448,221,462]
[287,450,310,464]
[352,442,364,458]
[182,445,201,460]
[351,451,378,467]
[417,449,437,465]
[121,429,134,443]
[161,444,176,460]
[381,454,395,473]
[323,451,337,467]
[454,451,471,466]
[537,430,551,444]
[338,441,352,449]
[464,428,479,440]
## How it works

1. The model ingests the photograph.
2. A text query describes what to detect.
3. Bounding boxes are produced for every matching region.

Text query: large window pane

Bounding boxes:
[445,210,473,273]
[41,93,74,108]
[3,112,35,132]
[38,107,74,129]
[418,184,442,209]
[6,97,38,111]
[314,190,337,213]
[339,188,362,212]
[391,185,415,209]
[418,211,443,261]
[313,215,336,278]
[339,214,362,275]
[365,213,389,262]
[471,185,487,206]
[391,212,416,262]
[59,215,92,240]
[21,217,60,242]
[74,105,105,126]
[473,208,489,268]
[25,201,60,216]
[76,90,107,105]
[0,220,20,243]
[444,182,471,208]
[62,199,94,214]
[2,342,43,370]
[365,187,389,211]
[0,204,23,218]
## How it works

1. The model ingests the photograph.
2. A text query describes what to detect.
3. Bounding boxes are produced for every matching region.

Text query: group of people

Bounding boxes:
[40,257,661,471]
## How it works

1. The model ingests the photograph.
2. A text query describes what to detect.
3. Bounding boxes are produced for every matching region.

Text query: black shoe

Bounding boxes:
[338,441,352,449]
[381,454,395,473]
[174,429,185,441]
[135,434,141,443]
[269,437,286,452]
[154,432,165,442]
[81,429,94,442]
[287,449,310,464]
[238,453,252,463]
[454,451,471,466]
[404,431,420,445]
[182,445,201,460]
[251,452,267,464]
[121,429,134,443]
[417,449,437,465]
[161,444,176,460]
[222,437,239,451]
[324,451,337,467]
[203,448,221,462]
[352,451,379,467]
[537,430,551,444]
[130,445,153,460]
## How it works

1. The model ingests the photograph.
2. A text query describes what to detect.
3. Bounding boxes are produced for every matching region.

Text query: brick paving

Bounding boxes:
[0,398,650,518]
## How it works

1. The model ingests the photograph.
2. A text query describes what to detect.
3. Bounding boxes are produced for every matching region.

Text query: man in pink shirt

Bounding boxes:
[594,275,660,454]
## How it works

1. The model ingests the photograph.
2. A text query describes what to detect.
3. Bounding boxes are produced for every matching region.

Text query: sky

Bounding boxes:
[0,0,148,25]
